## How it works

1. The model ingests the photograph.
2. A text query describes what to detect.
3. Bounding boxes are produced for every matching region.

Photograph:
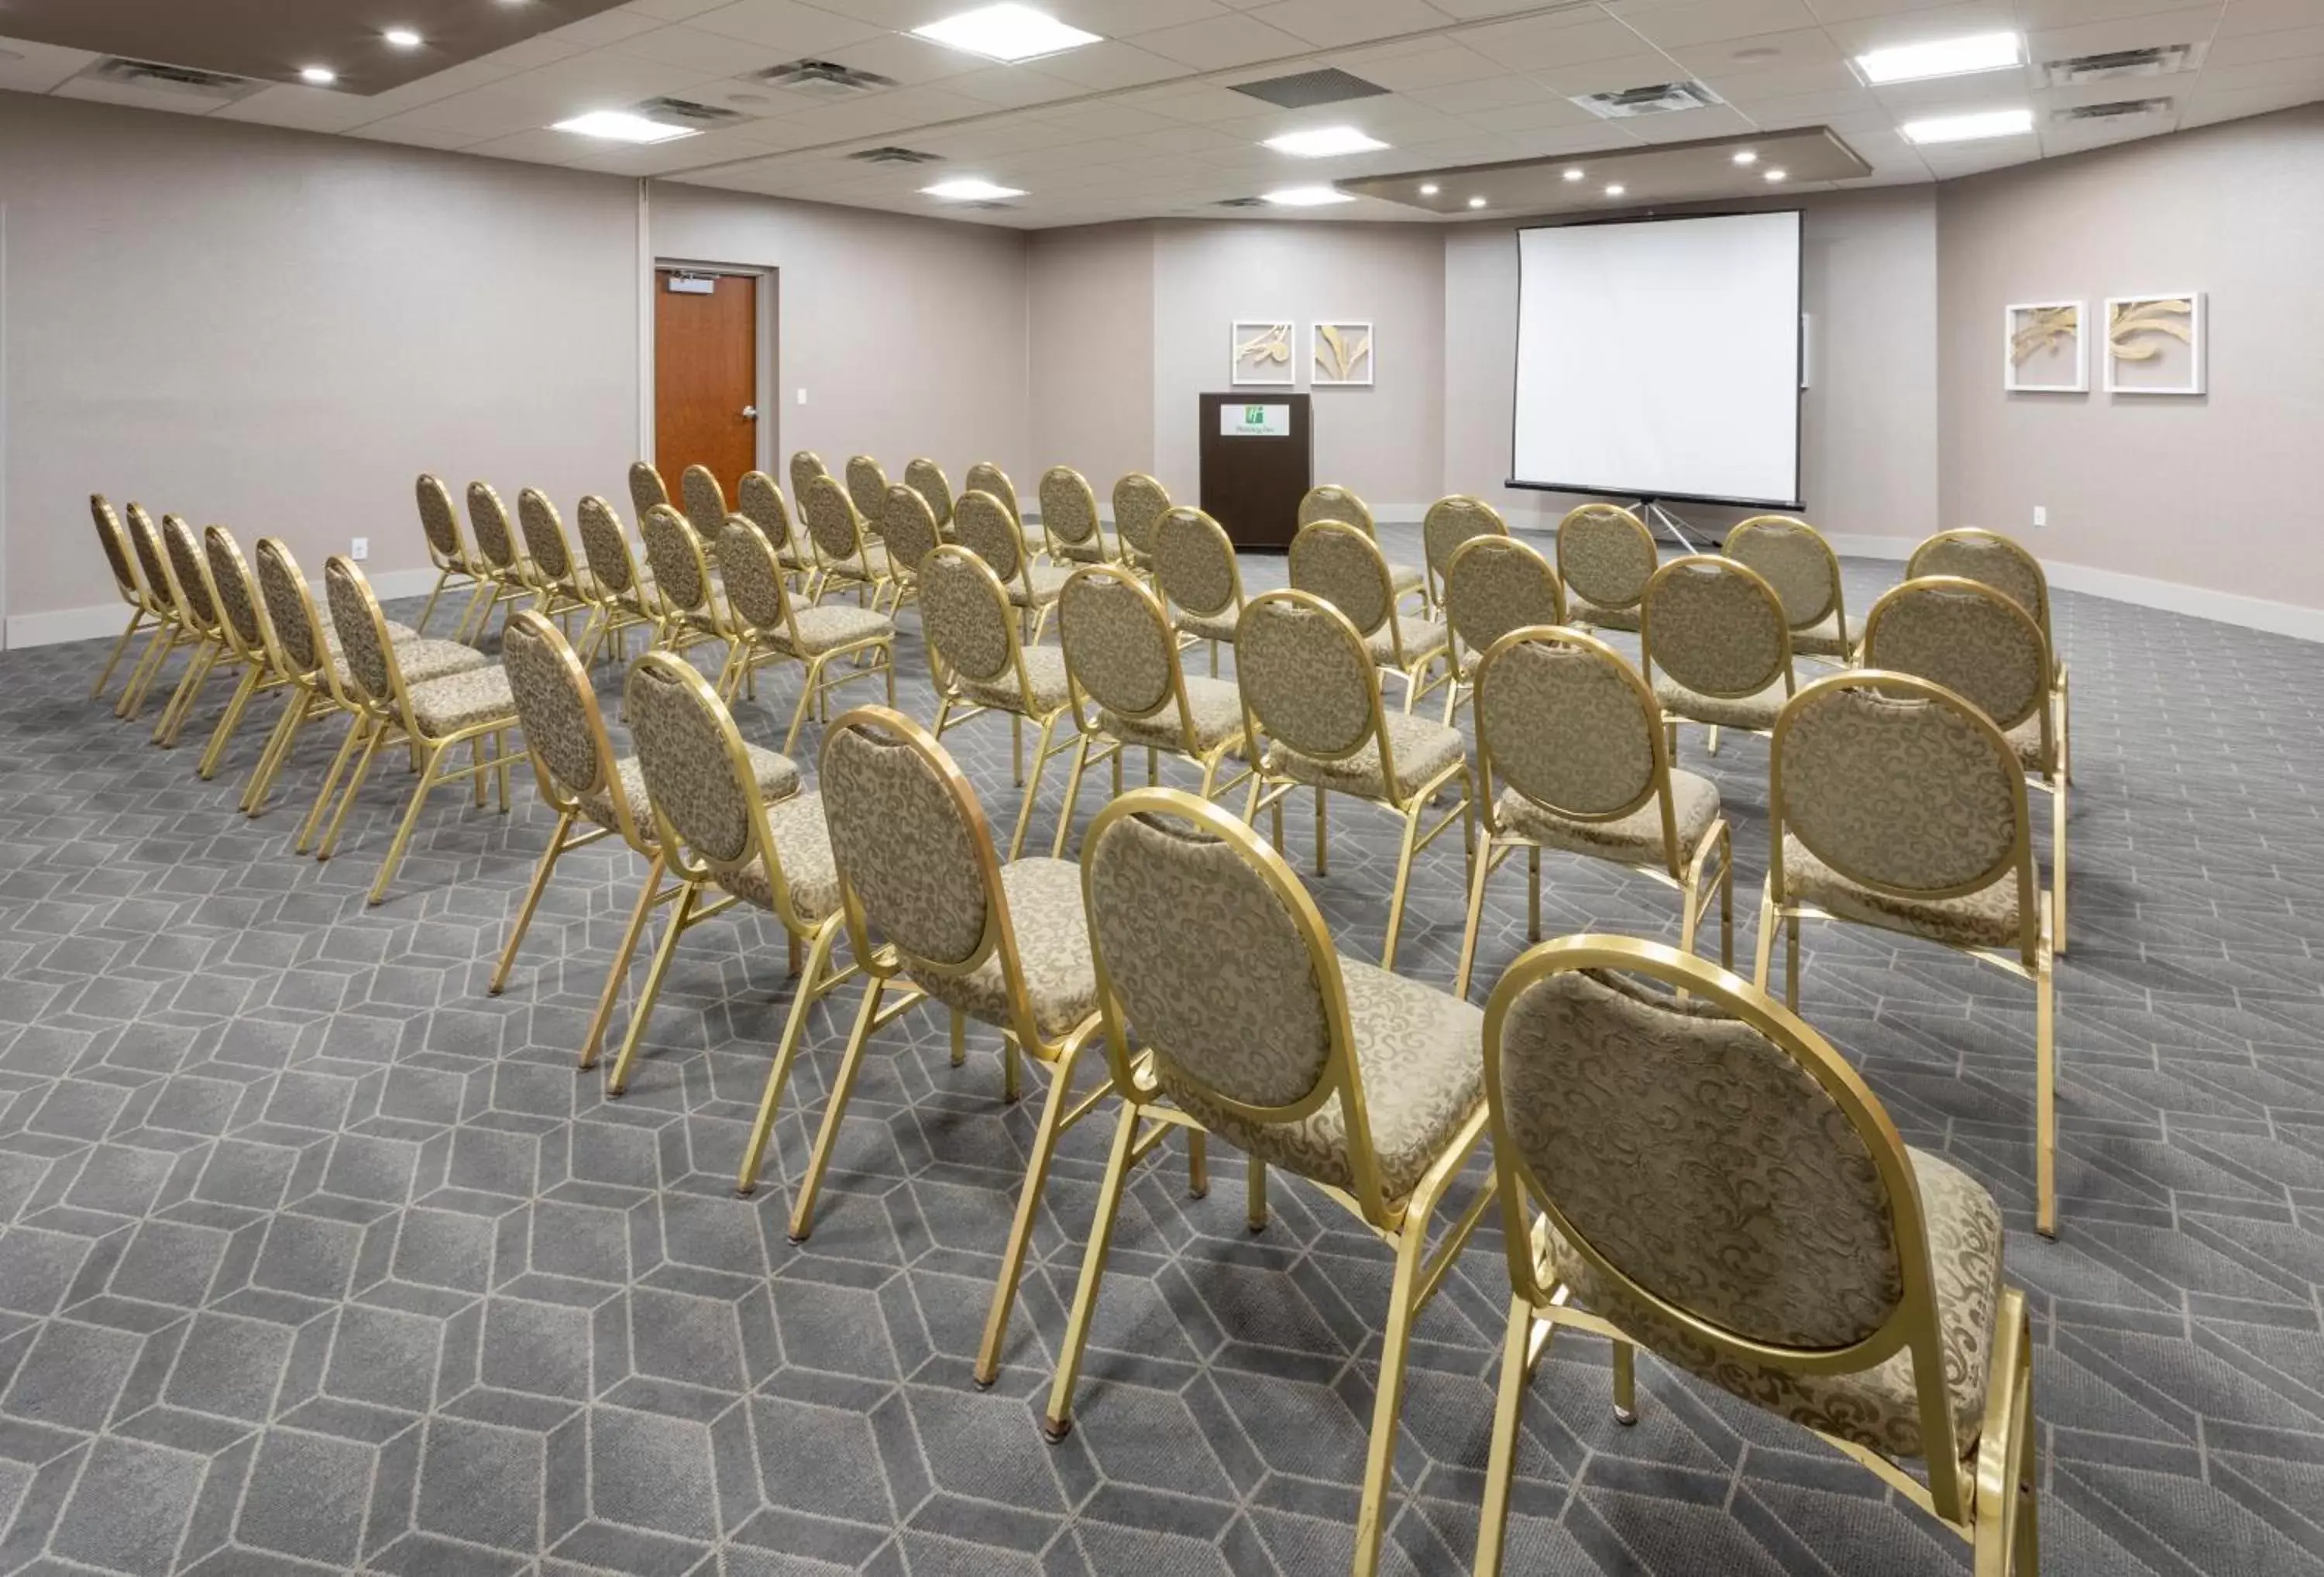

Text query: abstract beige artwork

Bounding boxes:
[1231,321,1294,386]
[2106,292,2205,395]
[1312,321,1374,387]
[2003,301,2085,392]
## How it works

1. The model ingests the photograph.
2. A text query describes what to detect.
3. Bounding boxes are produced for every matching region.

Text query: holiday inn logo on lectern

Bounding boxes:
[1222,403,1291,437]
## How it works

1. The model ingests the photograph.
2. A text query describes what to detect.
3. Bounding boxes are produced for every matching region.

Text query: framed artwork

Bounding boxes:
[2106,292,2205,395]
[1312,320,1374,387]
[1231,321,1294,386]
[2003,301,2085,392]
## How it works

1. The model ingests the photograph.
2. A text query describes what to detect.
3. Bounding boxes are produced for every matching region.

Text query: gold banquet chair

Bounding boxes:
[679,463,730,546]
[788,449,828,510]
[193,524,347,784]
[1457,626,1731,996]
[798,472,899,613]
[905,456,955,533]
[1556,503,1656,633]
[86,496,155,703]
[1641,554,1796,757]
[572,496,660,668]
[1728,514,1859,664]
[627,460,672,525]
[1865,576,2070,953]
[954,486,1066,644]
[714,512,896,748]
[1758,671,2060,1235]
[460,482,536,643]
[796,706,1125,1389]
[737,469,810,589]
[1290,519,1454,715]
[1111,472,1170,579]
[1473,936,2036,1577]
[1237,589,1472,971]
[1038,464,1112,567]
[1048,788,1495,1577]
[1300,483,1426,616]
[923,545,1079,861]
[1153,504,1246,677]
[964,459,1023,536]
[638,503,731,663]
[1439,533,1562,724]
[414,474,488,638]
[514,489,596,630]
[149,514,240,750]
[878,481,944,607]
[1419,493,1506,613]
[1052,565,1252,856]
[1908,528,2071,783]
[113,503,191,722]
[844,453,890,525]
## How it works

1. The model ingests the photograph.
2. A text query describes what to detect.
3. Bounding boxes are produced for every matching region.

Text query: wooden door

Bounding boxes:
[655,270,758,502]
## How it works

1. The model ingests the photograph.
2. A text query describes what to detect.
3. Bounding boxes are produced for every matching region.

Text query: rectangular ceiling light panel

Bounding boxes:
[912,5,1102,64]
[1855,32,2021,85]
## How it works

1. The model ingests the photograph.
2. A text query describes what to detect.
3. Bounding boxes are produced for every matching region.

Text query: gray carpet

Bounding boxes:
[1,526,2320,1577]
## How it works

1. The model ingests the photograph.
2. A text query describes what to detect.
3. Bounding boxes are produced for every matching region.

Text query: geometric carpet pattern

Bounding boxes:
[1,527,2320,1575]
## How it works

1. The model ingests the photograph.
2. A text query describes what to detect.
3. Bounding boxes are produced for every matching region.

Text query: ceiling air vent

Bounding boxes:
[757,59,899,96]
[2041,43,2205,87]
[850,146,946,165]
[1230,67,1388,110]
[634,96,748,129]
[2054,97,2174,122]
[74,56,264,104]
[1573,81,1721,119]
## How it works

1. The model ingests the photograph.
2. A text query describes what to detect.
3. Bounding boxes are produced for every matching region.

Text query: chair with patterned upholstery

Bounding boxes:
[1473,934,2036,1577]
[1457,627,1731,999]
[964,459,1021,531]
[87,496,153,704]
[112,503,194,722]
[1290,520,1453,715]
[515,489,596,630]
[799,472,899,613]
[1557,503,1658,632]
[1237,589,1472,971]
[627,461,671,526]
[413,474,487,638]
[1762,671,2059,1234]
[572,496,660,668]
[1865,577,2068,953]
[1728,514,1858,664]
[1908,529,2071,785]
[1300,483,1426,615]
[461,482,535,642]
[1048,788,1494,1577]
[878,481,944,607]
[1420,493,1505,613]
[679,464,730,546]
[905,456,955,531]
[614,655,853,1197]
[1153,505,1246,678]
[194,523,366,786]
[1440,534,1563,724]
[923,546,1079,861]
[148,514,236,750]
[737,469,809,589]
[954,486,1066,644]
[639,503,731,662]
[312,557,521,904]
[1053,565,1251,857]
[1642,555,1796,757]
[1038,465,1112,567]
[801,706,1142,1389]
[789,449,828,506]
[715,514,896,749]
[1111,472,1170,579]
[844,454,890,527]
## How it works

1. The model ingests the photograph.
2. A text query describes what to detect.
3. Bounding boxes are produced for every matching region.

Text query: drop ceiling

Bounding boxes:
[0,0,2318,229]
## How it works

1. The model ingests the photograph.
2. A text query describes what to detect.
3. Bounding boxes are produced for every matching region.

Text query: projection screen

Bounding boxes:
[1511,210,1803,510]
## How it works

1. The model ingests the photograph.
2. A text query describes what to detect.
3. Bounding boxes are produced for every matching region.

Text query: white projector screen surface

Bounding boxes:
[1511,211,1803,508]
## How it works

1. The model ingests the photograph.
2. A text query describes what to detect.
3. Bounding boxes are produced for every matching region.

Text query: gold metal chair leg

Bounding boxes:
[1380,799,1425,971]
[156,643,220,746]
[735,916,843,1196]
[1456,840,1498,1002]
[197,665,263,779]
[1012,713,1024,787]
[297,715,367,852]
[1315,786,1329,875]
[579,855,665,1070]
[1187,1130,1208,1198]
[975,1034,1090,1388]
[782,657,822,754]
[317,721,390,861]
[788,974,889,1242]
[1009,714,1060,862]
[1246,1153,1267,1232]
[1611,1340,1638,1424]
[451,578,496,646]
[2051,778,2068,958]
[1473,1294,1538,1577]
[91,610,146,699]
[1752,882,1779,994]
[366,744,446,902]
[1351,1186,1436,1576]
[115,624,177,719]
[414,565,453,637]
[1785,910,1802,1010]
[1043,1101,1143,1441]
[949,1008,967,1067]
[1527,846,1541,943]
[605,880,701,1094]
[1051,734,1094,861]
[2037,931,2057,1239]
[242,695,305,814]
[491,809,574,993]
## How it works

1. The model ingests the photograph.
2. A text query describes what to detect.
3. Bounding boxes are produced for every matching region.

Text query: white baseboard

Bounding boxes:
[4,566,445,651]
[2039,561,2324,643]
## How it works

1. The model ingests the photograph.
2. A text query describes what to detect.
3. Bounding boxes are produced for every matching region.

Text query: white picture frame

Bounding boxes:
[2105,292,2205,395]
[1312,320,1374,387]
[2003,301,2085,393]
[1230,321,1294,386]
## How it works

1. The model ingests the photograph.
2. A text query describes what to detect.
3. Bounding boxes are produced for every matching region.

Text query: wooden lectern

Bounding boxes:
[1198,392,1312,551]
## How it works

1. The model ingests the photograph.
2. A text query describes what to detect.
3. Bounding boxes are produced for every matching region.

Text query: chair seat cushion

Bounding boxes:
[1055,535,1111,566]
[1266,713,1466,802]
[911,857,1096,1043]
[1792,610,1864,658]
[1164,957,1484,1202]
[2003,713,2051,773]
[406,666,518,736]
[1569,593,1640,632]
[959,647,1070,717]
[1387,561,1425,597]
[1539,1145,2003,1463]
[1497,768,1720,867]
[1367,614,1449,668]
[817,552,885,587]
[330,637,487,694]
[1783,833,2023,951]
[1653,674,1788,732]
[781,603,894,657]
[589,744,799,839]
[322,616,417,651]
[1007,562,1071,608]
[1175,606,1239,645]
[1099,675,1247,757]
[717,790,842,924]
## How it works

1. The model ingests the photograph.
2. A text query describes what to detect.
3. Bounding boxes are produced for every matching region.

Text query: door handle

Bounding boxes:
[741,405,758,420]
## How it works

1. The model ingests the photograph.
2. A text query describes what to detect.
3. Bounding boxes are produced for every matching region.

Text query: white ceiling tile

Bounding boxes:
[685,0,889,53]
[940,64,1092,107]
[1023,40,1189,90]
[1813,1,2021,56]
[2209,22,2324,60]
[210,84,387,132]
[609,25,799,75]
[1411,73,1562,111]
[618,0,739,19]
[1126,84,1277,121]
[543,12,672,50]
[1456,16,1658,72]
[1624,101,1758,139]
[2179,78,2324,120]
[1615,0,1820,50]
[1532,52,1690,95]
[1328,43,1508,91]
[1133,13,1314,69]
[348,119,490,149]
[2188,54,2324,90]
[48,78,225,116]
[1242,0,1453,50]
[0,36,98,94]
[1703,59,1868,102]
[1459,94,1611,132]
[2218,0,2324,35]
[1047,0,1234,35]
[2028,9,2229,63]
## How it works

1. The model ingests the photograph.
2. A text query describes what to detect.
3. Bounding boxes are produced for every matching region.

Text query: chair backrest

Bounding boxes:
[789,450,827,505]
[1642,555,1793,703]
[1236,589,1382,764]
[1445,535,1563,668]
[1112,474,1170,561]
[1557,504,1656,613]
[844,455,889,521]
[1863,577,2049,737]
[736,470,794,555]
[1298,483,1376,541]
[716,514,798,643]
[1058,565,1182,730]
[416,475,469,568]
[501,608,619,816]
[951,489,1025,582]
[255,538,328,679]
[1482,936,1954,1458]
[576,496,643,599]
[1289,519,1393,638]
[1728,515,1842,633]
[161,514,219,630]
[679,465,728,541]
[517,489,575,586]
[905,457,954,526]
[466,482,517,572]
[627,461,670,524]
[800,473,867,566]
[202,524,266,658]
[1476,630,1680,859]
[89,495,143,604]
[1907,528,2052,646]
[324,556,401,707]
[881,483,943,577]
[627,652,802,907]
[1773,672,2029,912]
[1081,788,1395,1218]
[1153,506,1241,622]
[641,504,715,621]
[124,504,177,615]
[1422,494,1506,588]
[1039,466,1104,555]
[919,545,1024,693]
[964,461,1019,523]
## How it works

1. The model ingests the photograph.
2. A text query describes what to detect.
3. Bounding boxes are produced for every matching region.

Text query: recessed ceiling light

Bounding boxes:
[1900,107,2035,144]
[1763,167,1787,182]
[1732,149,1758,166]
[383,27,423,49]
[299,65,337,85]
[1857,31,2021,85]
[913,4,1102,64]
[553,110,700,144]
[1263,125,1389,158]
[1604,184,1625,197]
[1261,185,1356,207]
[1467,195,1487,209]
[923,177,1027,201]
[1562,167,1585,182]
[1418,183,1439,196]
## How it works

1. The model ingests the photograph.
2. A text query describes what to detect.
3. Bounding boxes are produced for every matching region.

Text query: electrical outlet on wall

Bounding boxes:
[2031,506,2047,528]
[351,537,370,560]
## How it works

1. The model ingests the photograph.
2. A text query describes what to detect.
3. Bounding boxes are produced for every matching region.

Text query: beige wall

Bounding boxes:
[1937,105,2324,613]
[1026,222,1154,493]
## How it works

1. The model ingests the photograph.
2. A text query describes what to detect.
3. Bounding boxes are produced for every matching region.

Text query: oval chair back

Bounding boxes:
[800,472,868,568]
[1299,483,1376,541]
[517,488,576,591]
[627,462,670,524]
[1863,578,2049,739]
[1288,519,1393,640]
[500,608,618,820]
[905,458,954,527]
[1728,515,1844,641]
[124,503,178,617]
[1112,474,1170,566]
[626,652,794,899]
[919,545,1023,696]
[161,514,221,634]
[737,470,796,559]
[255,538,328,680]
[1057,565,1180,729]
[322,556,401,709]
[202,524,266,659]
[964,461,1019,524]
[952,489,1026,582]
[715,514,796,642]
[679,465,728,542]
[89,495,144,606]
[1039,465,1106,563]
[1556,504,1656,617]
[1445,535,1563,675]
[844,455,889,523]
[1422,494,1505,603]
[881,483,943,581]
[1236,589,1382,766]
[640,504,716,630]
[788,450,827,505]
[1153,507,1242,626]
[417,474,471,571]
[1907,528,2054,675]
[1642,555,1793,704]
[466,482,519,574]
[576,496,645,601]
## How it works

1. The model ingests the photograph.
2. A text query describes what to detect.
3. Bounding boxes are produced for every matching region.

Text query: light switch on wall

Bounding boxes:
[796,387,807,405]
[2032,506,2047,527]
[351,538,369,560]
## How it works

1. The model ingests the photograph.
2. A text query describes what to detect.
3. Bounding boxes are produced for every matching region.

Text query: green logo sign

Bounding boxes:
[1246,406,1263,424]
